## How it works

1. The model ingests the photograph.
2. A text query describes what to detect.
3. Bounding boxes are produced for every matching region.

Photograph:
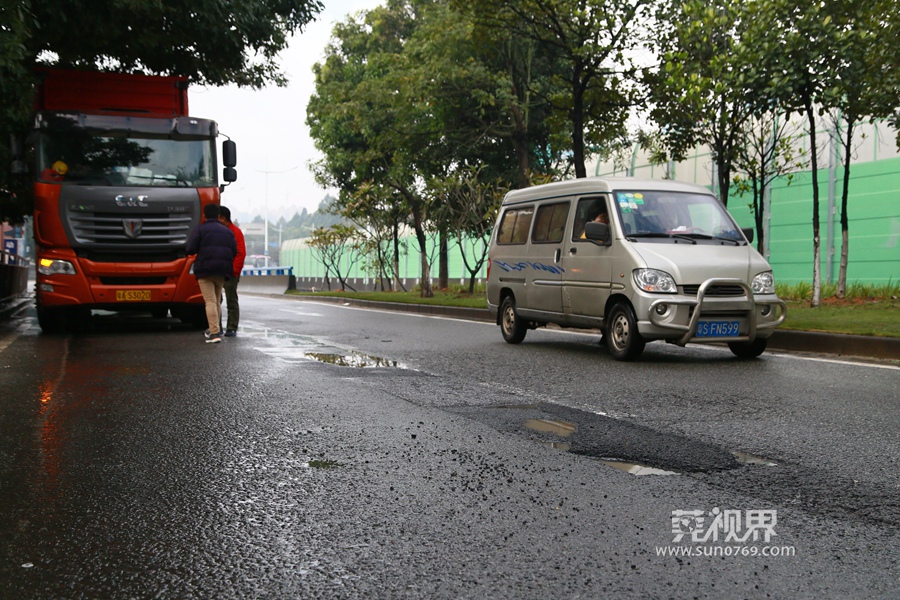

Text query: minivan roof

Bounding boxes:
[501,177,714,206]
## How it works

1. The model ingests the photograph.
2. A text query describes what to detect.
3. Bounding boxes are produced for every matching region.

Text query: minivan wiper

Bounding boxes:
[678,232,742,246]
[627,232,696,244]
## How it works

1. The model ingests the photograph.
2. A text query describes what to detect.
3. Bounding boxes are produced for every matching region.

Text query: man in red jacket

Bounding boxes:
[219,206,247,337]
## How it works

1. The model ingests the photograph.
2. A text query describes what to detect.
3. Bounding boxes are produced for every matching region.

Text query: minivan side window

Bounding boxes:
[532,202,569,244]
[572,196,610,241]
[496,206,534,245]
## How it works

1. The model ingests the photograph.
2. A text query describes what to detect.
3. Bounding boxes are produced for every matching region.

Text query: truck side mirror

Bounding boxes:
[221,140,237,184]
[222,140,236,168]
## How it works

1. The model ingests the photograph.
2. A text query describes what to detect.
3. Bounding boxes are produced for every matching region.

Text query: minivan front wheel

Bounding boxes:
[728,337,767,359]
[500,296,527,344]
[606,302,645,361]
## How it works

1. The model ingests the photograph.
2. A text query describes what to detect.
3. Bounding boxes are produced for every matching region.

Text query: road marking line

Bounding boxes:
[273,300,900,370]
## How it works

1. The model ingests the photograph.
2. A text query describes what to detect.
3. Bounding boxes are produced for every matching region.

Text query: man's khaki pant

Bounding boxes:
[198,276,225,335]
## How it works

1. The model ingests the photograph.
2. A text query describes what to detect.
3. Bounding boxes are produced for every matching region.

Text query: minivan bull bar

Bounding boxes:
[647,278,787,346]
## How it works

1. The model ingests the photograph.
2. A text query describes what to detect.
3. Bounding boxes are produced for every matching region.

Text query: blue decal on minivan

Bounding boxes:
[495,261,565,275]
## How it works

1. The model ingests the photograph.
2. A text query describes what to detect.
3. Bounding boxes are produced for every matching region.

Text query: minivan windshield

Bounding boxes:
[614,190,744,242]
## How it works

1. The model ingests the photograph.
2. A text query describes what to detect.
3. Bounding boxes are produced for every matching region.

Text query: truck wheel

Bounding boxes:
[500,296,527,344]
[606,302,645,361]
[728,338,767,359]
[36,304,63,334]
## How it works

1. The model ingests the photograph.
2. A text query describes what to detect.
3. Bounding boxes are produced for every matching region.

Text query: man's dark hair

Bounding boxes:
[219,206,232,221]
[203,203,220,220]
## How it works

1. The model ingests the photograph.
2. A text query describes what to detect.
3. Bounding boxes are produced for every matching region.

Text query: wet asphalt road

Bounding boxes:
[0,294,898,599]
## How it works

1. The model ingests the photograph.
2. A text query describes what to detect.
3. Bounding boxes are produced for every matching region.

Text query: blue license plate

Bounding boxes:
[696,320,740,338]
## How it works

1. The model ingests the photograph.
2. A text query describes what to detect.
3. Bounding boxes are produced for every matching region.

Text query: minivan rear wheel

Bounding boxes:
[500,296,527,344]
[606,302,645,361]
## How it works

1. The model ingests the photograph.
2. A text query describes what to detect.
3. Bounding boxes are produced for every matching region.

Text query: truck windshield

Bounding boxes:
[614,190,744,242]
[37,130,215,188]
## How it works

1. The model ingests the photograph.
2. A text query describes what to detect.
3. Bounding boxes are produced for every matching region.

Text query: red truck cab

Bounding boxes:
[28,68,237,332]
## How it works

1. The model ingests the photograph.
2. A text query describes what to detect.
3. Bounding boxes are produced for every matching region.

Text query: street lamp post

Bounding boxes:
[256,166,297,257]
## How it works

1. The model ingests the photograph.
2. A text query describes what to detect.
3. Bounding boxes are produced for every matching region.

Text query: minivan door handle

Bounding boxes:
[554,248,561,263]
[568,247,577,256]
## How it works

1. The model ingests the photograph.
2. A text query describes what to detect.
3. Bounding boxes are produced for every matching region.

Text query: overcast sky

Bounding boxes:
[190,1,383,225]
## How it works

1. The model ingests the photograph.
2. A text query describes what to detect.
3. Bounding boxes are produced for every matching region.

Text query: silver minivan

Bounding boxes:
[486,177,786,360]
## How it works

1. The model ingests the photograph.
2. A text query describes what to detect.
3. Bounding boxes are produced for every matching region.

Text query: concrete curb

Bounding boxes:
[257,292,900,362]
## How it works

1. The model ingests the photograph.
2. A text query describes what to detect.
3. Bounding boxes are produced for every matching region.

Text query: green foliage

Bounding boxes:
[0,0,323,222]
[307,223,363,291]
[465,0,650,178]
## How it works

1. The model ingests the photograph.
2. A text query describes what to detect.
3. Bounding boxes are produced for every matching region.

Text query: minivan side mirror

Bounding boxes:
[741,227,754,243]
[584,221,612,246]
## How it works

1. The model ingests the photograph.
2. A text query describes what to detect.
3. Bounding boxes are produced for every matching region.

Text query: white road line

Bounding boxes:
[274,300,900,370]
[0,322,30,355]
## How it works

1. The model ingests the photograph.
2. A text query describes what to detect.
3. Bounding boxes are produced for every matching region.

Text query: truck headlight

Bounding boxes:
[751,271,775,294]
[633,269,677,293]
[38,258,77,275]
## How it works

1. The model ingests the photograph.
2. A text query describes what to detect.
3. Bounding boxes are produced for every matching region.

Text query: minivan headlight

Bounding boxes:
[633,269,677,293]
[38,258,77,275]
[751,271,775,294]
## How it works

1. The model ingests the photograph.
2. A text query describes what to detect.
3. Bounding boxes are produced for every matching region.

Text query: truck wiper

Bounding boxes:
[627,232,696,244]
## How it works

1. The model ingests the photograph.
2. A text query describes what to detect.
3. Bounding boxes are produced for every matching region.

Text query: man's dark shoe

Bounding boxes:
[224,330,237,337]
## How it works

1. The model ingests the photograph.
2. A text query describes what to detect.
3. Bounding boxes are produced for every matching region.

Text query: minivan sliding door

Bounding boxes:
[526,201,570,317]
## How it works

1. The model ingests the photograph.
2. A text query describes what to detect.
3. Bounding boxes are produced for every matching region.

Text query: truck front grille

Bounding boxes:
[68,212,192,245]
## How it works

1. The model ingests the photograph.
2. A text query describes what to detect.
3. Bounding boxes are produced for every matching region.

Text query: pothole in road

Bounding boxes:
[463,403,779,476]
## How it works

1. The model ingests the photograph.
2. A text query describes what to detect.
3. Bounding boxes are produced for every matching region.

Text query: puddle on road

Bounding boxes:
[302,352,400,368]
[732,451,778,466]
[305,460,343,469]
[241,324,406,369]
[525,418,577,437]
[598,459,679,476]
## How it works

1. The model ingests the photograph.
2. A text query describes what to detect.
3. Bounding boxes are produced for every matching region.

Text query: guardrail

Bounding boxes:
[239,266,295,294]
[0,250,29,303]
[241,266,294,277]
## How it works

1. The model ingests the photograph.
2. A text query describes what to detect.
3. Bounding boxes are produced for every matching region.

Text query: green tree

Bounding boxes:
[748,0,846,307]
[648,0,759,206]
[467,0,649,179]
[0,0,323,221]
[307,224,362,292]
[820,0,900,297]
[308,1,438,297]
[428,1,565,188]
[437,167,505,293]
[732,111,806,255]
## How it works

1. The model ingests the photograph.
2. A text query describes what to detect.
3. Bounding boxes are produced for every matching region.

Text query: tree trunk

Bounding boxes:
[571,72,587,179]
[752,177,765,254]
[837,119,853,298]
[805,86,821,308]
[408,198,433,298]
[392,220,403,292]
[438,230,449,290]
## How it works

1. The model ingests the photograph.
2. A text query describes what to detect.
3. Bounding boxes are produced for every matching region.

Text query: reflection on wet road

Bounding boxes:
[241,324,407,369]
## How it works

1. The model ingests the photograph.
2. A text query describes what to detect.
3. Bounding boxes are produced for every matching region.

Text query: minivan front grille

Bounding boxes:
[682,284,747,297]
